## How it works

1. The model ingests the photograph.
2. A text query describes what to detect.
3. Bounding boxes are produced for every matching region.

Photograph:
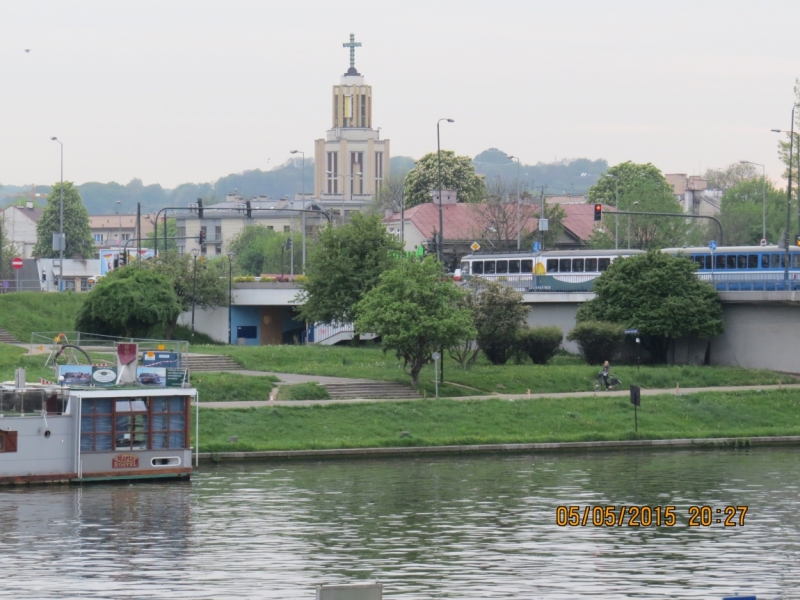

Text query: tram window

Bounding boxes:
[770,254,781,268]
[559,259,572,272]
[496,260,508,274]
[704,256,712,269]
[484,261,496,274]
[781,254,787,268]
[748,255,759,269]
[573,258,585,272]
[598,258,611,272]
[736,255,746,269]
[726,255,737,269]
[508,260,520,274]
[585,258,598,272]
[472,261,483,274]
[760,254,768,269]
[460,262,470,276]
[521,259,533,273]
[546,259,559,273]
[793,254,800,268]
[692,256,705,269]
[716,254,726,269]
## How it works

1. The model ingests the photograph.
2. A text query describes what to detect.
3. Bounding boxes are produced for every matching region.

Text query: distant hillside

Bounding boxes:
[1,151,607,214]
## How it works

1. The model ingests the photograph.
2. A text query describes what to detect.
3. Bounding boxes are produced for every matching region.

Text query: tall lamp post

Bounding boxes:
[290,150,306,272]
[772,106,800,283]
[436,118,454,263]
[190,248,200,340]
[740,160,767,241]
[603,173,620,249]
[50,137,64,291]
[508,155,522,249]
[326,170,362,226]
[227,252,234,345]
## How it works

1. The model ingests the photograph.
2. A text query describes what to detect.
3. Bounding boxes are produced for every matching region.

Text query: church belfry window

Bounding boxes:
[327,152,339,194]
[350,152,363,195]
[375,152,384,191]
[361,95,366,127]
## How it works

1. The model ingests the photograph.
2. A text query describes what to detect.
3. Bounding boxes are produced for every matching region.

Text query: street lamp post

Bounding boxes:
[326,171,362,226]
[190,248,200,340]
[740,160,767,241]
[603,173,620,249]
[772,106,800,283]
[227,252,234,345]
[51,137,64,291]
[437,118,454,263]
[627,201,638,249]
[290,150,306,272]
[508,155,521,249]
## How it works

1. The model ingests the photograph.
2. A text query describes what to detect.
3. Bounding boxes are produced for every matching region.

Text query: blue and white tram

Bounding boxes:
[662,245,800,291]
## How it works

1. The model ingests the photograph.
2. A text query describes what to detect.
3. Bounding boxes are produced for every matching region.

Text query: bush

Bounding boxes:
[567,321,625,365]
[515,327,563,364]
[284,382,330,400]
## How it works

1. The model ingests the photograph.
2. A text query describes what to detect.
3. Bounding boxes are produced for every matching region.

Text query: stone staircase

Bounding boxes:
[322,381,421,400]
[0,328,20,344]
[184,354,244,372]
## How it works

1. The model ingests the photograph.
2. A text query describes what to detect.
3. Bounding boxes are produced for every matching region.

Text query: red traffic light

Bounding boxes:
[593,203,602,221]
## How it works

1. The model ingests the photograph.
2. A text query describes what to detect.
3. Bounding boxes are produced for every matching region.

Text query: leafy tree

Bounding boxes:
[403,151,487,209]
[33,182,95,259]
[355,257,475,388]
[141,251,229,338]
[370,173,406,215]
[515,326,563,365]
[588,161,674,205]
[576,252,724,363]
[473,282,528,365]
[227,225,304,276]
[75,268,181,338]
[719,178,787,245]
[588,178,692,250]
[703,162,758,192]
[297,213,403,326]
[144,218,178,251]
[776,78,800,185]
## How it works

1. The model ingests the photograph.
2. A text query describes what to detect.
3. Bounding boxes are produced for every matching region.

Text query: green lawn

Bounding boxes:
[0,292,85,342]
[196,388,800,452]
[192,372,279,402]
[192,344,797,397]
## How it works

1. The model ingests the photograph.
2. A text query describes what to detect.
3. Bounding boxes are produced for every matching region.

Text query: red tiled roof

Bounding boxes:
[384,202,614,243]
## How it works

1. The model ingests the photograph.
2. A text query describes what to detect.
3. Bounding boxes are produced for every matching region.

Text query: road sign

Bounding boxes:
[709,240,717,251]
[624,328,639,335]
[11,257,23,270]
[533,241,541,252]
[470,242,480,251]
[760,238,768,247]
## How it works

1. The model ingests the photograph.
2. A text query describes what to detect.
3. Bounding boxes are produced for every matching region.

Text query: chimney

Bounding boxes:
[430,190,458,205]
[25,200,33,209]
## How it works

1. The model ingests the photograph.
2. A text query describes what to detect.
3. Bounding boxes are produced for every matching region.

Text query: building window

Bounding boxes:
[267,225,274,231]
[121,233,131,241]
[93,234,104,243]
[361,94,366,127]
[177,227,186,238]
[215,225,222,243]
[283,225,290,233]
[375,151,383,192]
[327,152,339,194]
[350,152,363,195]
[215,246,222,255]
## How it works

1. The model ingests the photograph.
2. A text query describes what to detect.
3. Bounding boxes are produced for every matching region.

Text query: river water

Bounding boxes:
[0,447,798,599]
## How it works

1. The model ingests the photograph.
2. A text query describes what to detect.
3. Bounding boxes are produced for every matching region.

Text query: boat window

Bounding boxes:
[115,398,147,412]
[484,261,496,274]
[715,254,726,269]
[521,259,533,273]
[726,255,737,269]
[460,262,470,276]
[585,258,598,272]
[793,254,800,268]
[748,254,759,269]
[115,414,149,451]
[573,259,584,273]
[737,255,747,269]
[81,398,114,452]
[598,258,611,272]
[508,260,520,274]
[546,259,559,273]
[472,261,483,274]
[559,259,572,272]
[496,260,508,274]
[151,397,187,450]
[771,254,781,268]
[0,431,17,453]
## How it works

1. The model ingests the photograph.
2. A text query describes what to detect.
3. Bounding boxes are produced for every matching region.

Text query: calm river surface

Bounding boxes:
[0,447,799,599]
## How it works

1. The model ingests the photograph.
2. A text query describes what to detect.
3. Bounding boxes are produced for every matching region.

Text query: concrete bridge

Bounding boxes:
[184,282,800,373]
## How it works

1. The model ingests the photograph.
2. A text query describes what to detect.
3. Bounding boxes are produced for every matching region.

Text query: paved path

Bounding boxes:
[199,382,800,408]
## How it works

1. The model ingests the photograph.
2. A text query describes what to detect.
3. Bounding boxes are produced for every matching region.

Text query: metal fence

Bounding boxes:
[30,332,189,365]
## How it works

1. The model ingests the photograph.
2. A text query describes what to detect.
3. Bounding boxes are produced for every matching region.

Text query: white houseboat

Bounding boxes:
[0,372,196,485]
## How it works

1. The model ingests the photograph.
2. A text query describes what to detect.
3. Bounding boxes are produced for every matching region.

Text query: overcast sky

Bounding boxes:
[2,0,799,189]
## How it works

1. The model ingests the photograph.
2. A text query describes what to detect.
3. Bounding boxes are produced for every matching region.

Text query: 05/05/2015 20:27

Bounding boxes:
[555,505,748,528]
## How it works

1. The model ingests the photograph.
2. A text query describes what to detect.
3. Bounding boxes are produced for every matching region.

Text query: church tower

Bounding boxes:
[314,34,391,218]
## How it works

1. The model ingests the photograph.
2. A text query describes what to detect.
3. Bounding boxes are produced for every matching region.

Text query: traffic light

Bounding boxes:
[245,200,252,219]
[593,203,602,221]
[196,198,204,219]
[198,229,206,245]
[285,237,292,250]
[119,254,126,267]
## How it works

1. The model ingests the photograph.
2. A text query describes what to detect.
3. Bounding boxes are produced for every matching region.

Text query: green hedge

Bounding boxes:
[567,321,625,365]
[515,327,563,364]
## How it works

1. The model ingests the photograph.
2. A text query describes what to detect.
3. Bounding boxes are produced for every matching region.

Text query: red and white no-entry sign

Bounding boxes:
[11,257,23,270]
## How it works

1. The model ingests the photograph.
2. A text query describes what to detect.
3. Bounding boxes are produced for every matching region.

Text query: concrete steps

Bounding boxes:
[0,328,20,344]
[322,382,421,400]
[184,354,243,372]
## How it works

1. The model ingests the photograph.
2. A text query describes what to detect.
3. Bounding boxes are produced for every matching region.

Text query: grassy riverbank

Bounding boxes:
[196,388,800,452]
[195,344,797,398]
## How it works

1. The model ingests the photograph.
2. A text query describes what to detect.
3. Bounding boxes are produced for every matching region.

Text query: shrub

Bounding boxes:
[515,327,563,364]
[567,321,625,365]
[234,276,256,283]
[284,382,330,400]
